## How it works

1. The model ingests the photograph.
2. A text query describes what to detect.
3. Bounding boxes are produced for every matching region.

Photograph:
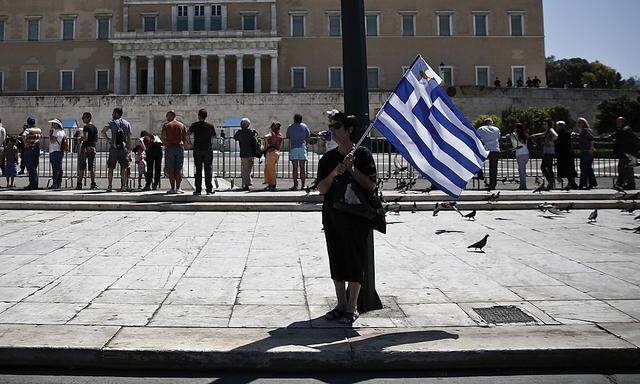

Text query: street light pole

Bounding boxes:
[341,0,383,313]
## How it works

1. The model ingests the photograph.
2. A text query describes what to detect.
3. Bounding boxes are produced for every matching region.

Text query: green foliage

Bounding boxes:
[500,105,575,134]
[546,56,626,89]
[472,114,502,129]
[594,95,640,134]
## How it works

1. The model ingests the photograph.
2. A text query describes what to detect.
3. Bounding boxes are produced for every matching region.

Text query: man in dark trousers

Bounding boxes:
[614,117,639,190]
[188,109,217,195]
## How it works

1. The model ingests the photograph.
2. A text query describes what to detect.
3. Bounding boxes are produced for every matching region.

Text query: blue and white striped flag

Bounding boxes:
[372,55,489,198]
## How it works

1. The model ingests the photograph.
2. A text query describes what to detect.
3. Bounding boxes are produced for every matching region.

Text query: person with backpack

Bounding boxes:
[48,119,67,190]
[233,117,260,191]
[101,107,132,192]
[140,130,163,191]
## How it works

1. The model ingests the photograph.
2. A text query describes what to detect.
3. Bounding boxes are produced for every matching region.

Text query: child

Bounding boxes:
[134,145,146,190]
[2,137,18,188]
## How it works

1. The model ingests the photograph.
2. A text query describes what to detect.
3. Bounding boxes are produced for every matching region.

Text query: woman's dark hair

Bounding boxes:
[293,114,303,124]
[331,113,360,142]
[134,144,143,152]
[113,107,123,117]
[544,118,554,130]
[140,130,149,138]
[515,123,529,142]
[270,121,281,132]
[82,112,92,120]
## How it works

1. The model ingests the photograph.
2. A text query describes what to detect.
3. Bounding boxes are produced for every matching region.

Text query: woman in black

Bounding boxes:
[316,113,377,325]
[554,121,578,190]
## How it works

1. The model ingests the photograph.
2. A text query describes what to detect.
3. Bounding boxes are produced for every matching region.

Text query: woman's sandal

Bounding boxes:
[324,308,343,321]
[338,312,359,325]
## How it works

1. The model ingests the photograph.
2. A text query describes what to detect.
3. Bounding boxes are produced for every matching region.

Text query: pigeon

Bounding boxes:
[614,185,627,194]
[561,202,574,213]
[621,207,637,214]
[538,202,555,212]
[385,203,401,215]
[411,201,417,213]
[532,181,546,194]
[547,207,563,216]
[467,235,490,252]
[433,202,440,217]
[463,210,477,221]
[485,191,500,202]
[588,209,598,223]
[304,181,318,195]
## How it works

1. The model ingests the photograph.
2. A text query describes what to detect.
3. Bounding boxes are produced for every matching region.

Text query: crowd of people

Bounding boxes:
[0,109,637,193]
[476,116,638,191]
[0,108,340,193]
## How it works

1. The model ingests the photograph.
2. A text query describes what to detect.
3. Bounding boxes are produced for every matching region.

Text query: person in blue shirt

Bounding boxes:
[286,114,310,190]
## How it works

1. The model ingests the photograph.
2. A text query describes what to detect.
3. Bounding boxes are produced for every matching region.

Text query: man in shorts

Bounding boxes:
[76,112,98,190]
[161,110,187,194]
[286,114,310,190]
[101,107,132,192]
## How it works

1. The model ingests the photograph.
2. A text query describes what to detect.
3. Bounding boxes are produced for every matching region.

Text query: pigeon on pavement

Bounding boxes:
[433,202,440,217]
[411,201,417,213]
[463,210,477,221]
[467,235,490,252]
[533,181,546,194]
[485,192,500,202]
[588,209,598,223]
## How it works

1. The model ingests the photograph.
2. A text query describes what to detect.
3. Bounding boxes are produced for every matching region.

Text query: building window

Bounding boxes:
[143,16,157,32]
[291,67,306,89]
[27,19,40,41]
[242,14,257,31]
[367,67,379,89]
[97,17,110,40]
[61,18,75,40]
[60,70,74,91]
[440,66,454,86]
[328,14,341,36]
[194,5,205,31]
[437,13,452,36]
[177,5,188,31]
[474,13,488,36]
[510,13,524,36]
[25,71,38,91]
[365,14,378,36]
[291,14,305,37]
[328,67,343,89]
[96,69,109,91]
[0,72,4,91]
[211,5,222,30]
[512,66,526,86]
[401,14,415,36]
[0,20,5,42]
[475,66,489,87]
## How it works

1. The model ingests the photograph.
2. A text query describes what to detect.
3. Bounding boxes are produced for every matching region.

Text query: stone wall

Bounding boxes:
[0,88,637,136]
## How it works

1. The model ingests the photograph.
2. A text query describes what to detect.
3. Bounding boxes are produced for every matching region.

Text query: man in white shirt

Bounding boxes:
[476,118,501,190]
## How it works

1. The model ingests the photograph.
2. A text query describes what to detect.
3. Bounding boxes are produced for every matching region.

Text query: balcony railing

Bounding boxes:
[111,29,278,40]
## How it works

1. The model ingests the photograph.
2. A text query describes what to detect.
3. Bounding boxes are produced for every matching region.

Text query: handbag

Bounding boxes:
[333,180,387,234]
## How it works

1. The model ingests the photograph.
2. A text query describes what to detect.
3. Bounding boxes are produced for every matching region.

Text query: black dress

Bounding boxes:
[555,130,577,178]
[316,146,377,284]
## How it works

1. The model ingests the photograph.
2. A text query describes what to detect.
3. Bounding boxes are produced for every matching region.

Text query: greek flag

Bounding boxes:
[372,55,489,198]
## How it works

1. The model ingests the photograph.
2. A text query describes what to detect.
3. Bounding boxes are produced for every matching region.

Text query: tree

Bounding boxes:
[500,105,575,134]
[595,95,640,134]
[546,56,626,89]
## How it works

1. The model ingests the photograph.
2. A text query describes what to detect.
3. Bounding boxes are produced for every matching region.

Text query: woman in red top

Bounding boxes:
[263,121,283,191]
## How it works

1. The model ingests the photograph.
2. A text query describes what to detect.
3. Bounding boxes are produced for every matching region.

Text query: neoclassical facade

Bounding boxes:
[0,0,546,95]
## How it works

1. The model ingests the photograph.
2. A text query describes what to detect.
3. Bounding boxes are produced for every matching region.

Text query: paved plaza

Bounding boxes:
[0,208,638,330]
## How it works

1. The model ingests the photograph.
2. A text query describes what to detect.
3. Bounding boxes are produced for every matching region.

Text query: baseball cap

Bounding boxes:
[325,109,339,117]
[26,117,36,126]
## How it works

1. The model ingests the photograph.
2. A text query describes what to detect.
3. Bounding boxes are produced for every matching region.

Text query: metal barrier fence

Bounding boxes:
[13,136,625,189]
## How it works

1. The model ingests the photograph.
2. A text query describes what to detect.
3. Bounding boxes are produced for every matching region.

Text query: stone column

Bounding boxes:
[113,55,121,94]
[253,54,262,93]
[236,54,243,94]
[182,55,190,94]
[164,55,172,94]
[146,55,155,94]
[129,56,137,95]
[200,55,208,94]
[218,55,226,94]
[270,54,278,94]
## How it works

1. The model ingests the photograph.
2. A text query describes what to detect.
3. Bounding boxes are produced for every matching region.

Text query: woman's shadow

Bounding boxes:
[210,316,459,384]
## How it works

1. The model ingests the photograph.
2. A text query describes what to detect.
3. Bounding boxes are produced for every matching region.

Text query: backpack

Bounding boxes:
[61,136,69,152]
[251,130,263,158]
[114,121,126,150]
